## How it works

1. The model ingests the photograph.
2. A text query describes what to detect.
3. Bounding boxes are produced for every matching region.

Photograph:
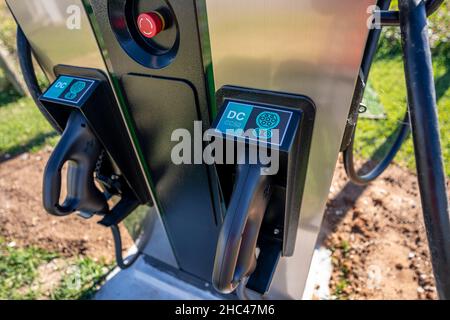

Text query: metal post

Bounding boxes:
[399,0,450,299]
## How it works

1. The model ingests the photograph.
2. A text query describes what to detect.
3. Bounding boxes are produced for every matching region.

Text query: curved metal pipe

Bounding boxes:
[399,0,450,299]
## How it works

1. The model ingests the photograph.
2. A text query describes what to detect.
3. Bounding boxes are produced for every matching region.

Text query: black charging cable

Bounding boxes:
[343,0,445,185]
[343,111,410,185]
[110,224,140,269]
[342,0,410,185]
[16,27,61,133]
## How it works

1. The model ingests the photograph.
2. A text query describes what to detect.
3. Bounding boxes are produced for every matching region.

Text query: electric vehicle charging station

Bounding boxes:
[5,0,450,300]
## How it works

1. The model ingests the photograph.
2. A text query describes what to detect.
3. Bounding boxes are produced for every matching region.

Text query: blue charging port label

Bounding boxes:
[43,76,96,105]
[215,101,294,146]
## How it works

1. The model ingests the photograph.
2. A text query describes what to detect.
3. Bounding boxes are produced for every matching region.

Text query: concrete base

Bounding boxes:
[95,255,222,300]
[95,247,332,300]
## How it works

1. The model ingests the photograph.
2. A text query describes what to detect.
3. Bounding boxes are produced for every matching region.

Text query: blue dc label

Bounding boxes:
[217,102,253,133]
[215,100,294,146]
[42,76,96,105]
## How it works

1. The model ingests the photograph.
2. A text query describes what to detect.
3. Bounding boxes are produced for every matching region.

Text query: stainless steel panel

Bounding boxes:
[6,0,106,79]
[205,0,376,299]
[125,206,179,269]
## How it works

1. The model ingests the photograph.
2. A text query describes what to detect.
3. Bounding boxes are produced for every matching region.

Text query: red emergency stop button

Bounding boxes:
[137,12,165,39]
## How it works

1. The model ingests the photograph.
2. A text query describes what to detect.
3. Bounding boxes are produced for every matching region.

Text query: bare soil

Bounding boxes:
[0,149,447,299]
[320,157,450,300]
[0,148,132,263]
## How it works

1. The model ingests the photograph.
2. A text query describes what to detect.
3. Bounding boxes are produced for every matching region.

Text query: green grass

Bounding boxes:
[50,258,111,300]
[0,239,58,299]
[0,3,17,54]
[361,83,385,119]
[330,241,353,299]
[0,238,110,300]
[0,93,58,159]
[353,1,450,176]
[354,54,450,176]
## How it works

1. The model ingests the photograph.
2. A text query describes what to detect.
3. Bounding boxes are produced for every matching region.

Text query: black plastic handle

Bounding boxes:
[43,111,108,216]
[213,164,271,294]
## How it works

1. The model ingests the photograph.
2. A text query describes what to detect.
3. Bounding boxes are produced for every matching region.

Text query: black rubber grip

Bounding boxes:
[43,111,108,216]
[213,164,271,293]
